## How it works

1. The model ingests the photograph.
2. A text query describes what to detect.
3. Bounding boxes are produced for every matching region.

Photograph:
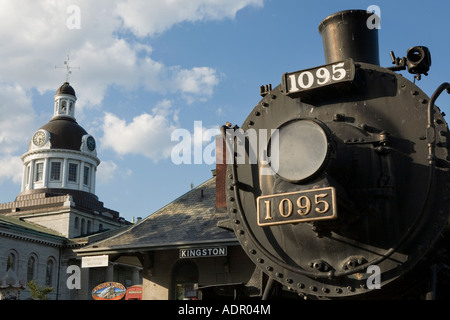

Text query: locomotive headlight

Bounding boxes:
[269,119,330,183]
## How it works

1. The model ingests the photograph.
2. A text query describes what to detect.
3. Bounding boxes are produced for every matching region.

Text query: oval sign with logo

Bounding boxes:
[92,282,126,300]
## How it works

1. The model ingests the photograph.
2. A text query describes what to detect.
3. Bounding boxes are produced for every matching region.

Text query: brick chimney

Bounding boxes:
[215,135,227,211]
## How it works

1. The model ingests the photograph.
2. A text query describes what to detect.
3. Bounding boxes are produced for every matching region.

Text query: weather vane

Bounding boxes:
[55,51,80,82]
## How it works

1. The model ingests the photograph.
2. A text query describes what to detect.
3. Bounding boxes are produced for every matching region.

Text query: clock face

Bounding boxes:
[32,131,46,147]
[87,136,96,151]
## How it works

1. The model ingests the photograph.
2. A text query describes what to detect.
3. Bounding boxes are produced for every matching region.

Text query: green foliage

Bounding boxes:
[27,280,53,300]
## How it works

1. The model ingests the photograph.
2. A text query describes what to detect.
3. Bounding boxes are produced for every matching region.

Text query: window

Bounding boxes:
[74,217,79,229]
[50,162,61,181]
[61,100,67,113]
[45,259,54,287]
[27,255,37,282]
[83,166,90,186]
[6,252,17,272]
[81,219,85,235]
[68,163,78,182]
[35,163,44,182]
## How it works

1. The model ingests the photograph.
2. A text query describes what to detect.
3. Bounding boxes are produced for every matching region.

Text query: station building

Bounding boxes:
[75,173,260,300]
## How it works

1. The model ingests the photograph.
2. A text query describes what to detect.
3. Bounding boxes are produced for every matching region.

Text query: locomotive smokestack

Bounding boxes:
[319,10,380,65]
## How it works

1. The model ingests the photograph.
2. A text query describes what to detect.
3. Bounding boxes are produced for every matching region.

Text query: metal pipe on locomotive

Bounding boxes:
[220,9,450,299]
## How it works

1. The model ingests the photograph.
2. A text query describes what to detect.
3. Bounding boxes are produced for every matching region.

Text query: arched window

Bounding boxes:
[87,220,92,234]
[27,255,37,282]
[61,100,67,113]
[6,251,18,272]
[45,258,55,287]
[74,216,79,229]
[99,223,103,232]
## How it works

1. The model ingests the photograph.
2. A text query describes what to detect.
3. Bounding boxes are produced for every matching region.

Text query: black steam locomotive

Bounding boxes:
[222,10,450,299]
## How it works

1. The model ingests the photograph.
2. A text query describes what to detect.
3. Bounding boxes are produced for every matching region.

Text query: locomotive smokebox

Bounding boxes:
[319,9,380,65]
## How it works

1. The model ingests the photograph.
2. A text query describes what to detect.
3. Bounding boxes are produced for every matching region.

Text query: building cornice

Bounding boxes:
[0,230,66,247]
[21,148,100,165]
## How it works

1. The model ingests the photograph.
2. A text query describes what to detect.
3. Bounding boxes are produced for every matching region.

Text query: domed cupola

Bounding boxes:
[20,82,100,195]
[56,81,76,96]
[53,81,77,120]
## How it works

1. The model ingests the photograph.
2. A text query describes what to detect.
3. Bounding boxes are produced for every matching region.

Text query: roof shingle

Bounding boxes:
[77,177,237,254]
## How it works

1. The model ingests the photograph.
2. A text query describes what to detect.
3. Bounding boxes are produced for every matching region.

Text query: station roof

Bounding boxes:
[75,177,238,256]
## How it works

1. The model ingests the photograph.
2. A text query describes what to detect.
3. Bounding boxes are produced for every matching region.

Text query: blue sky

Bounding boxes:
[0,0,449,223]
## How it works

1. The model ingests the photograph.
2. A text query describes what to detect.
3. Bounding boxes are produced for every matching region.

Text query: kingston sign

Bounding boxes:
[179,246,227,259]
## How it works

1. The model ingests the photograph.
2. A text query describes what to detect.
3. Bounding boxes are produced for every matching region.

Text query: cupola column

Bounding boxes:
[42,158,49,188]
[29,160,35,191]
[62,158,68,188]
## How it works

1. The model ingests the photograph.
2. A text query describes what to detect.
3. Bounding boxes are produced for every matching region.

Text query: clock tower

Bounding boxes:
[22,82,99,194]
[0,82,129,238]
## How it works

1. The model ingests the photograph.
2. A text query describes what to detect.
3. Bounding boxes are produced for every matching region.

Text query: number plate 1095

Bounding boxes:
[257,187,337,226]
[282,58,355,95]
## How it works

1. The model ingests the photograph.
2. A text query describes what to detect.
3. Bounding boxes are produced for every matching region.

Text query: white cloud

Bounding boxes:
[0,84,36,154]
[175,67,220,102]
[116,0,264,37]
[0,0,262,108]
[97,160,118,184]
[0,155,23,184]
[101,100,179,161]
